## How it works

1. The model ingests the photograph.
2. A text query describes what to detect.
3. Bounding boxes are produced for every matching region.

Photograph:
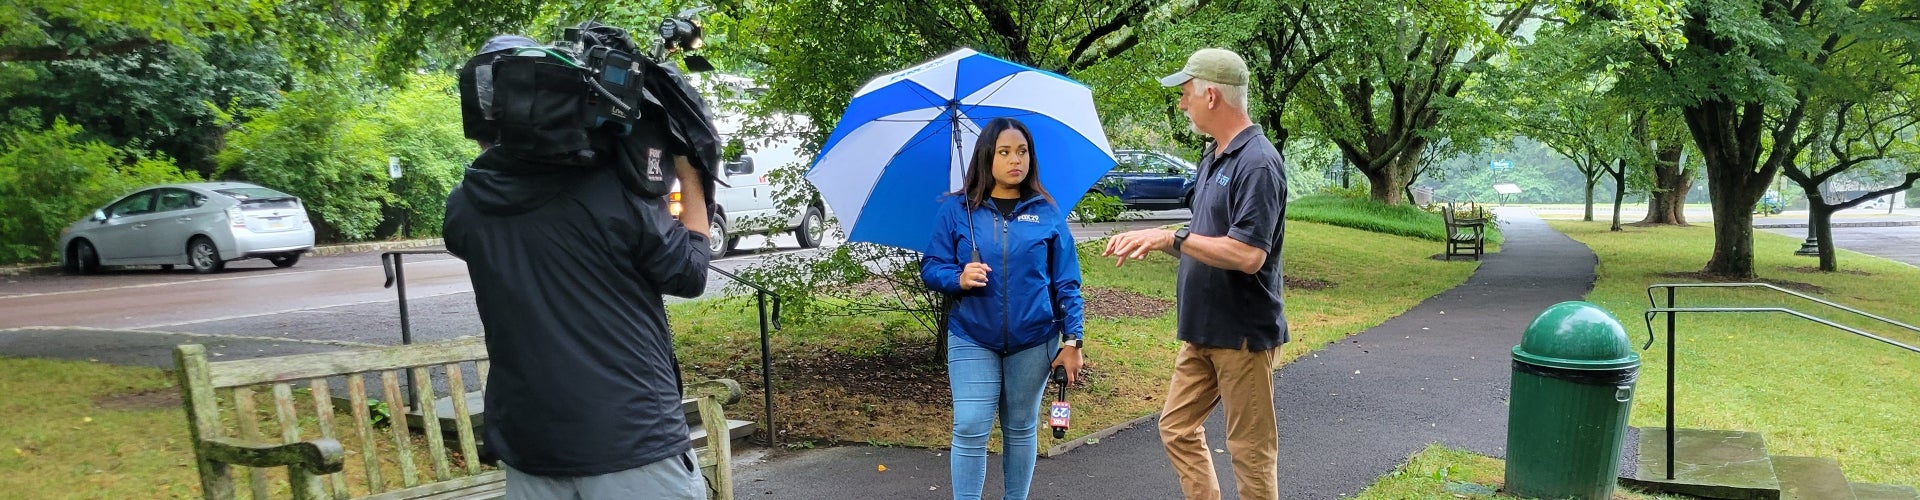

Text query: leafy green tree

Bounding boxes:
[1625,0,1920,278]
[373,73,471,238]
[1781,90,1920,271]
[0,118,197,263]
[217,77,390,241]
[0,31,292,176]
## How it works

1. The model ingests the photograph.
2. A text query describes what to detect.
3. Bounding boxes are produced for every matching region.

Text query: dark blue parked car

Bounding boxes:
[1091,149,1198,210]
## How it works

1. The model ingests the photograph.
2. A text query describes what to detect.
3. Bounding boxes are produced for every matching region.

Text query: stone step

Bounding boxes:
[690,418,759,445]
[1620,427,1782,499]
[1853,483,1920,500]
[1773,456,1854,500]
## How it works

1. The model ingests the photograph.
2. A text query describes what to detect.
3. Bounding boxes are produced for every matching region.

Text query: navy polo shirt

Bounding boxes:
[1175,125,1289,351]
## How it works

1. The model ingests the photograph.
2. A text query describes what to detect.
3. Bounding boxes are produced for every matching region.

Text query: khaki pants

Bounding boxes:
[1158,342,1280,500]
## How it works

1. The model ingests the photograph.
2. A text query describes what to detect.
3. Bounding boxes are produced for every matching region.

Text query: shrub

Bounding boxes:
[0,118,197,264]
[1070,192,1128,223]
[217,79,390,241]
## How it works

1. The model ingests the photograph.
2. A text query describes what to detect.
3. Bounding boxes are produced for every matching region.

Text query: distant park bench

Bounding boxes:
[1442,202,1486,261]
[173,338,742,499]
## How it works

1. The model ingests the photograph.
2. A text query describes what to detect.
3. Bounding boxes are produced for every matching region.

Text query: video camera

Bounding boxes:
[458,9,723,199]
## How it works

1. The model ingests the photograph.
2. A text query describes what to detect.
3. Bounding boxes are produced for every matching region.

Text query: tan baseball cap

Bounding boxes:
[1159,48,1250,87]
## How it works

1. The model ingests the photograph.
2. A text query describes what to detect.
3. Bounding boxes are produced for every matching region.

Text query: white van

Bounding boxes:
[673,117,829,258]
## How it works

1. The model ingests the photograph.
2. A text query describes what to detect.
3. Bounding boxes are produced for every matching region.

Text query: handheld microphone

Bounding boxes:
[1049,366,1070,439]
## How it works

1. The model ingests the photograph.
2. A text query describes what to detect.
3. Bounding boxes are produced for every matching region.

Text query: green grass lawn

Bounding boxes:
[0,357,198,498]
[1354,445,1682,499]
[1289,194,1505,245]
[1549,221,1920,487]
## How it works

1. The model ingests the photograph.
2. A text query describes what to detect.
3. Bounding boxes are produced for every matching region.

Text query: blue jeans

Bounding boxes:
[947,332,1057,500]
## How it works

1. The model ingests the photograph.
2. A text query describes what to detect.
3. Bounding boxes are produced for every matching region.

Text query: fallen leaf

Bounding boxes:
[877,464,887,472]
[82,416,93,423]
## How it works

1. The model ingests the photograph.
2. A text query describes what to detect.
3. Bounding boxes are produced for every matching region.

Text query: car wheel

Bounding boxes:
[797,205,826,248]
[708,214,730,259]
[269,253,301,268]
[67,240,100,275]
[187,237,226,274]
[1182,190,1194,209]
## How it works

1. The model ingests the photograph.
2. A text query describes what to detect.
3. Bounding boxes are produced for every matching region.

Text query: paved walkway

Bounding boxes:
[732,208,1599,499]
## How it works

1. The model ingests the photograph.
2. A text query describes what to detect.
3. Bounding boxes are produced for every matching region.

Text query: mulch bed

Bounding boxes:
[1286,276,1336,291]
[1083,286,1174,319]
[1655,271,1829,295]
[93,388,179,412]
[1780,266,1872,276]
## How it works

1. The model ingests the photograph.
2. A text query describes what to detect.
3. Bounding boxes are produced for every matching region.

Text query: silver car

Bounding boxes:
[58,182,316,274]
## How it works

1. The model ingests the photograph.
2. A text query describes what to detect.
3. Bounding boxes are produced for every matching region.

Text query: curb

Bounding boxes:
[1043,411,1160,458]
[307,238,445,257]
[0,238,447,277]
[1753,220,1920,229]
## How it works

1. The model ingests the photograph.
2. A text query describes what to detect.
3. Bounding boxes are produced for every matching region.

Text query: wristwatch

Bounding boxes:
[1172,227,1192,253]
[1062,338,1083,349]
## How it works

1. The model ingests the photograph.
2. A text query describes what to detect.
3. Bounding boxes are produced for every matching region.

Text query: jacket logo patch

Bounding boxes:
[1017,214,1040,223]
[1214,173,1230,186]
[646,148,665,181]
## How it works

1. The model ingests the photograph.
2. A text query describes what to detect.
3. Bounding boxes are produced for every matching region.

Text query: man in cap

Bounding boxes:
[1102,47,1287,500]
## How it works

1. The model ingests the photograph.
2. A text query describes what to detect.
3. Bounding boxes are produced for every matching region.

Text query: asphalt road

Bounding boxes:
[0,213,1187,346]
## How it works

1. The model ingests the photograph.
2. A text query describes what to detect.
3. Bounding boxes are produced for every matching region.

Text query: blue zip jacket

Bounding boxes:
[921,193,1085,354]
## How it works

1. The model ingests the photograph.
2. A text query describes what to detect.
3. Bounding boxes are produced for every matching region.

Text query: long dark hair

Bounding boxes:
[961,117,1055,210]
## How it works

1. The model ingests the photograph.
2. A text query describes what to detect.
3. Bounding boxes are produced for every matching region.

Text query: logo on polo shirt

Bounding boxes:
[1214,173,1230,186]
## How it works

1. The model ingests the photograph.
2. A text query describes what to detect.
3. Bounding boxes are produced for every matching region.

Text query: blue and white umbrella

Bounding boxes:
[806,48,1117,252]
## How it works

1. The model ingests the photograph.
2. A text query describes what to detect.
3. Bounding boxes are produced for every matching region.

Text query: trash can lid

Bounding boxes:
[1512,301,1640,370]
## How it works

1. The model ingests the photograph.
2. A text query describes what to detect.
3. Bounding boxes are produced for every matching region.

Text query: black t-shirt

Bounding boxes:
[1175,125,1289,351]
[991,196,1020,219]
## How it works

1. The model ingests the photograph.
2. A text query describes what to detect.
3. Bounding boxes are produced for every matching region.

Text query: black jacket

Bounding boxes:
[444,152,709,477]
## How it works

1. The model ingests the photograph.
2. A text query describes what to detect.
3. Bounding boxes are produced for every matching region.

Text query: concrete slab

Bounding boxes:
[1625,427,1781,499]
[1774,456,1855,500]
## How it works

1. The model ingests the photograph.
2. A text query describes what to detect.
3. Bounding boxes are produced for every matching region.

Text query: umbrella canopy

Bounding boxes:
[806,48,1117,252]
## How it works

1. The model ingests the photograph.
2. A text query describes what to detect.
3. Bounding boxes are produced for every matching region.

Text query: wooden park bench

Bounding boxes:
[1442,202,1486,261]
[174,338,744,499]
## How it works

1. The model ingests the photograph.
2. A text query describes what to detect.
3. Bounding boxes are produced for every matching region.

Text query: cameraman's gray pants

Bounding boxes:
[503,450,706,500]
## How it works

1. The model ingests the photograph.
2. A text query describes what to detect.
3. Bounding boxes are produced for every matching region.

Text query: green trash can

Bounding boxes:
[1505,301,1640,499]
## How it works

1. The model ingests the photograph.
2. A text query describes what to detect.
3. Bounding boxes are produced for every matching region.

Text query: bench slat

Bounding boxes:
[412,366,451,481]
[209,338,487,388]
[347,374,383,494]
[233,386,272,499]
[175,345,238,500]
[356,471,505,500]
[307,379,349,498]
[272,383,328,499]
[474,360,488,387]
[381,371,421,488]
[444,363,481,476]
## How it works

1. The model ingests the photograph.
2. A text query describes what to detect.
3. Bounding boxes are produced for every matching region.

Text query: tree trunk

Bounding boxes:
[1810,203,1837,271]
[1640,146,1691,225]
[1611,167,1626,232]
[1702,167,1764,279]
[1583,177,1597,222]
[1356,141,1426,206]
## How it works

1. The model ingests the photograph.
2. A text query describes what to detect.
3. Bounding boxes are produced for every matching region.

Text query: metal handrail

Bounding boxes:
[1641,282,1920,480]
[705,264,784,447]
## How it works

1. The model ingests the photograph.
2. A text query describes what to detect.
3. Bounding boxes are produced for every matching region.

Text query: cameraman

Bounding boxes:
[443,34,714,500]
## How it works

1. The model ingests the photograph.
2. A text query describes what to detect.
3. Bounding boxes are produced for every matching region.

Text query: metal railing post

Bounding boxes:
[1666,286,1675,480]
